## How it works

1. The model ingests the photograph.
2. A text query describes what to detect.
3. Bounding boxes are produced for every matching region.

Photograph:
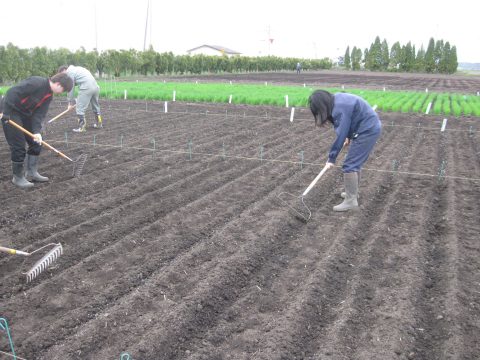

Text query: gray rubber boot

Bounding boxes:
[12,161,34,188]
[334,172,359,212]
[341,170,361,198]
[25,154,49,182]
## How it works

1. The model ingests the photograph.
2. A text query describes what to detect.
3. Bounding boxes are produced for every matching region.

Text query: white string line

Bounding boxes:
[0,349,27,360]
[47,140,480,182]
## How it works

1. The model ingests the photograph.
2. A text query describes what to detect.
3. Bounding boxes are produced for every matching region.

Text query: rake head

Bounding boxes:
[23,243,63,283]
[72,153,88,177]
[276,192,312,222]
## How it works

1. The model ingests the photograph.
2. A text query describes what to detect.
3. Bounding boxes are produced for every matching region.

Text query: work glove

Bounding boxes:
[33,133,43,145]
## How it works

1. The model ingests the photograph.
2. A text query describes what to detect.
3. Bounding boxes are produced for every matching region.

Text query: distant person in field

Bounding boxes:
[308,90,382,212]
[0,73,73,188]
[57,65,102,132]
[296,62,302,74]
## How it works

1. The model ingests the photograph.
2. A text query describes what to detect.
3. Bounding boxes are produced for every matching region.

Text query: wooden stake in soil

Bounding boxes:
[164,101,168,113]
[285,95,289,108]
[290,107,295,122]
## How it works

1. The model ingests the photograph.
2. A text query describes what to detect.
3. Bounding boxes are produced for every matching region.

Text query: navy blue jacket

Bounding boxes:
[328,93,381,163]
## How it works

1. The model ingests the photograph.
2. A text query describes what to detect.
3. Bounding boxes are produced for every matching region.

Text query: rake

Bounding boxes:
[7,120,88,177]
[0,243,63,282]
[47,104,76,124]
[277,164,331,222]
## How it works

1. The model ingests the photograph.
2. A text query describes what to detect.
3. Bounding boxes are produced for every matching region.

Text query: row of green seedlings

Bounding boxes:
[371,92,480,116]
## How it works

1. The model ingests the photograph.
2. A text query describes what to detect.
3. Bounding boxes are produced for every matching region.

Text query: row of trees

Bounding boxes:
[343,37,458,74]
[0,43,332,83]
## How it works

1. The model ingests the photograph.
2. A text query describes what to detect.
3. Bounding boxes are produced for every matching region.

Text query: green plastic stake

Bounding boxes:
[392,160,399,171]
[0,317,16,360]
[151,138,156,158]
[438,160,447,181]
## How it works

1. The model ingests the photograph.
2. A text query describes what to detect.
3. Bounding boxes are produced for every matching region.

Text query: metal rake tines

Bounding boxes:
[73,153,88,177]
[25,244,63,283]
[276,192,312,222]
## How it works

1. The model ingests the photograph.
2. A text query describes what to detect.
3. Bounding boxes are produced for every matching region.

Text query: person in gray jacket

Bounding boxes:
[58,65,103,132]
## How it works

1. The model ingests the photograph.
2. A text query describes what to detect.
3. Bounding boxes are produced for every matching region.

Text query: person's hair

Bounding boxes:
[308,90,335,127]
[57,65,69,73]
[50,72,73,92]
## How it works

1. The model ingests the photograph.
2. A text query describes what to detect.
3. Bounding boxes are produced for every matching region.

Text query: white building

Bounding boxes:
[187,45,241,57]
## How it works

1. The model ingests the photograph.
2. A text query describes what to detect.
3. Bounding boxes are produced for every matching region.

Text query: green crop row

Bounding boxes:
[2,82,480,117]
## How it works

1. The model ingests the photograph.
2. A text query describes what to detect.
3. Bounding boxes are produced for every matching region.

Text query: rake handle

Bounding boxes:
[302,164,329,197]
[47,105,76,124]
[7,120,73,162]
[0,246,29,256]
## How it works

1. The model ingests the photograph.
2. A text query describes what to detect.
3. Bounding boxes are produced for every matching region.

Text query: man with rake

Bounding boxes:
[309,90,382,211]
[58,65,103,132]
[0,73,73,188]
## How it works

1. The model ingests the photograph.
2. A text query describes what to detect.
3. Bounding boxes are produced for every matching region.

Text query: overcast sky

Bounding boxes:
[1,0,478,63]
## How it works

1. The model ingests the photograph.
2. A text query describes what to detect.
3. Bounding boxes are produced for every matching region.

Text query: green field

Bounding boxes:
[2,81,480,116]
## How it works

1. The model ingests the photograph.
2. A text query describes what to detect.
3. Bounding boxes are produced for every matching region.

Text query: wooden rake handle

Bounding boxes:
[47,104,76,124]
[7,120,73,162]
[0,246,29,256]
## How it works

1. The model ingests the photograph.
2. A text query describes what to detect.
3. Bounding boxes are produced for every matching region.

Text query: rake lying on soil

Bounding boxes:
[0,243,63,282]
[277,164,330,222]
[7,120,88,177]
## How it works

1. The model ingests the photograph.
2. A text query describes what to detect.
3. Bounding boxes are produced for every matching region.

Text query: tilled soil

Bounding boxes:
[0,72,479,360]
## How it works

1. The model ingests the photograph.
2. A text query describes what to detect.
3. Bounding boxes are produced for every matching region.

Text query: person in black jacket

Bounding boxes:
[0,73,73,188]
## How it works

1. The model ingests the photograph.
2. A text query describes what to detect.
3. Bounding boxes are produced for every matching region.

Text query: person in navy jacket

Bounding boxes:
[0,73,73,188]
[308,90,382,211]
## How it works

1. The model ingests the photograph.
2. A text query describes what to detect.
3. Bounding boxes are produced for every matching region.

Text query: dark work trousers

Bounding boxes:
[2,117,42,162]
[342,126,381,173]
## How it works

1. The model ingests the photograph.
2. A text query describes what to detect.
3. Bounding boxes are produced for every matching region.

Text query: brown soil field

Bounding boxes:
[1,71,479,360]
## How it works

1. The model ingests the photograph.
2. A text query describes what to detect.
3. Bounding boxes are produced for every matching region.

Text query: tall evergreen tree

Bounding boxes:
[344,46,351,70]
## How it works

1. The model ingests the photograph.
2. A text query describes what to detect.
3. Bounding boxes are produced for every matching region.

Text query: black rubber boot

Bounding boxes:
[334,172,359,212]
[25,154,49,182]
[12,161,34,188]
[73,115,86,132]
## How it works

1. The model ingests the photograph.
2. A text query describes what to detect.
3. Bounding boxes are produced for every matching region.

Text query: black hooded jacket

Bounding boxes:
[1,76,53,133]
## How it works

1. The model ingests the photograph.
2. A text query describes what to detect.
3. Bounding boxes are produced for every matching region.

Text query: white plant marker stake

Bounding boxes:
[425,102,432,114]
[173,90,176,102]
[265,81,267,86]
[124,90,127,100]
[290,107,295,122]
[303,83,306,87]
[425,88,428,93]
[164,101,168,113]
[477,91,479,96]
[342,85,345,90]
[285,95,289,108]
[383,87,386,91]
[372,104,378,111]
[229,95,232,104]
[441,118,448,132]
[230,81,232,85]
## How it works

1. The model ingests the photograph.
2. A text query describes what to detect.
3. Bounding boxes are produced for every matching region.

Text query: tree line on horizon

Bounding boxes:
[342,36,458,74]
[0,43,333,83]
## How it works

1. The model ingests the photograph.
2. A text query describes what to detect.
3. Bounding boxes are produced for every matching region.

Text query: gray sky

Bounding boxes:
[1,0,478,62]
